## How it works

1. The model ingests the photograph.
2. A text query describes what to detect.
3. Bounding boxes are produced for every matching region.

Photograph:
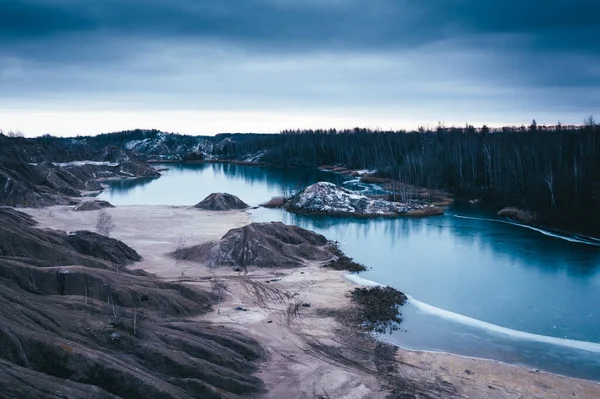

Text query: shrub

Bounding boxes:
[260,196,287,208]
[498,207,536,223]
[325,242,367,272]
[96,209,116,237]
[406,207,444,217]
[350,286,407,334]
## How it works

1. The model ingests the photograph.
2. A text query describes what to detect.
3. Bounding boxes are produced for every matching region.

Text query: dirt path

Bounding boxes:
[199,267,387,398]
[24,205,600,398]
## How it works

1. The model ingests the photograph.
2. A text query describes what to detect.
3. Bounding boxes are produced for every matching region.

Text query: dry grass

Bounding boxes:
[498,207,536,223]
[360,174,390,184]
[260,196,287,208]
[384,182,453,206]
[331,166,352,174]
[405,207,445,217]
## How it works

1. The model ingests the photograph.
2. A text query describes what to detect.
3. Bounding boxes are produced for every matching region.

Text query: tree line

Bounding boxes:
[4,121,599,234]
[222,120,600,234]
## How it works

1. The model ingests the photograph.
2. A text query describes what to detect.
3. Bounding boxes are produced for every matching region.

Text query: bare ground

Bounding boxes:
[24,205,600,399]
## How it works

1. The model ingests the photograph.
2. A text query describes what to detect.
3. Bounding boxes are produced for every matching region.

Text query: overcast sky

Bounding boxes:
[1,0,598,136]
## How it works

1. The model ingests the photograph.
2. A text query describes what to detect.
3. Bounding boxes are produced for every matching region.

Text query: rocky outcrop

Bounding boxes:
[0,207,265,398]
[284,182,409,217]
[0,160,77,207]
[73,200,115,212]
[173,222,333,268]
[194,193,249,211]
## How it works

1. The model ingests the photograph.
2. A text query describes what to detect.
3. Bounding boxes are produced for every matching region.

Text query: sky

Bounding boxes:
[1,0,598,136]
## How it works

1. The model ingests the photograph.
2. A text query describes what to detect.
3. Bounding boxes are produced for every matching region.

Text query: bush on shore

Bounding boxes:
[260,196,287,208]
[406,207,444,217]
[350,286,407,334]
[498,207,536,223]
[360,174,390,184]
[325,242,367,272]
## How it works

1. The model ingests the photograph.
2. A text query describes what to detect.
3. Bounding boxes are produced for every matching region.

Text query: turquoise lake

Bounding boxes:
[99,163,600,381]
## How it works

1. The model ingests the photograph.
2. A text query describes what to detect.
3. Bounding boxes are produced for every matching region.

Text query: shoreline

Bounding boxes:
[389,342,600,386]
[71,156,598,237]
[147,159,266,166]
[345,273,600,383]
[20,204,600,398]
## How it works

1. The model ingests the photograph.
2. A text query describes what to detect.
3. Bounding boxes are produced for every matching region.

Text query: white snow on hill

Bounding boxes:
[53,161,119,167]
[285,182,408,216]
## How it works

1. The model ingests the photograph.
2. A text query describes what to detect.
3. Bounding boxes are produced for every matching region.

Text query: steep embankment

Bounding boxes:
[0,135,159,208]
[0,207,265,398]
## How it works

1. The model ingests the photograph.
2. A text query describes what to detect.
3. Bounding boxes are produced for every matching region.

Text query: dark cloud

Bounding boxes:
[2,0,598,51]
[0,0,598,126]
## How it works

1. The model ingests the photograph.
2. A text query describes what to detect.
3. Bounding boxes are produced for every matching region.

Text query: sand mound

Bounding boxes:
[73,200,115,211]
[174,222,332,268]
[0,208,265,398]
[194,193,249,211]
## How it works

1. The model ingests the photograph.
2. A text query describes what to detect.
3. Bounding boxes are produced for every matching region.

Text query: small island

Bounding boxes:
[283,182,443,217]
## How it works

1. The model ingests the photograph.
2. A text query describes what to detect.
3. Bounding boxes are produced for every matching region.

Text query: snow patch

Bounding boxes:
[239,150,267,163]
[344,274,385,287]
[53,161,119,167]
[125,139,149,150]
[119,169,135,177]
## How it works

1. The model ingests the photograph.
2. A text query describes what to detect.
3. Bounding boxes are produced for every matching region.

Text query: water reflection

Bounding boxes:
[104,176,158,193]
[99,163,345,206]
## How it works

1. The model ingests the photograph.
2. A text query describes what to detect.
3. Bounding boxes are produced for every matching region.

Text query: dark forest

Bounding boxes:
[217,120,600,234]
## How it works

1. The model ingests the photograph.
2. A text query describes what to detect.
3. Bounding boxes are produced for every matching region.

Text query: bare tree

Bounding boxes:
[133,308,138,336]
[84,275,88,304]
[241,227,249,275]
[396,181,411,204]
[279,186,298,201]
[96,209,116,237]
[212,279,227,315]
[131,294,142,336]
[6,130,24,138]
[107,288,119,324]
[174,236,189,276]
[585,115,597,131]
[27,272,39,294]
[543,168,557,211]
